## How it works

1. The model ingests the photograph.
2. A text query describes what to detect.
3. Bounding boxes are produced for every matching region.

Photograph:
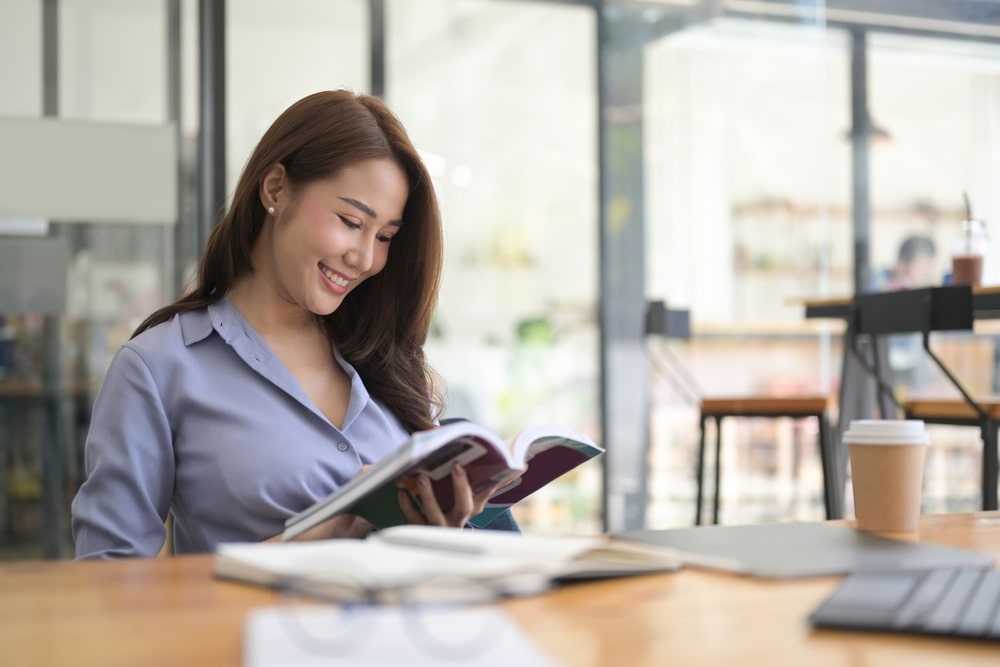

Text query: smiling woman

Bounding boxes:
[70,90,514,559]
[234,158,408,322]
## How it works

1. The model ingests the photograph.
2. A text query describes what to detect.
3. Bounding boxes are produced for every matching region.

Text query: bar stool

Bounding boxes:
[695,395,838,525]
[644,301,840,526]
[901,398,1000,511]
[848,285,997,512]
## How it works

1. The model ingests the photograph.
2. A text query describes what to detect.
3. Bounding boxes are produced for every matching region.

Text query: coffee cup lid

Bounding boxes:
[842,419,930,445]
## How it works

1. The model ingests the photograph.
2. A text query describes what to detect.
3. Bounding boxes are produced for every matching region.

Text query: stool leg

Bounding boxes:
[790,418,802,517]
[982,420,999,511]
[817,411,836,520]
[713,415,723,525]
[695,413,707,526]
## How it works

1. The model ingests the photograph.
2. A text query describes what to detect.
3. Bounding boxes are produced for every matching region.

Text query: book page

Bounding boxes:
[378,524,605,564]
[488,428,603,506]
[375,525,682,578]
[505,423,594,461]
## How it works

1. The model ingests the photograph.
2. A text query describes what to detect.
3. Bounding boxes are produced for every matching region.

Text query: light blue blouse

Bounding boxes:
[71,298,411,558]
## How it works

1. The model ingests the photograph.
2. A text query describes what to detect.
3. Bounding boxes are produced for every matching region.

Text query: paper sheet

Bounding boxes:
[243,604,560,667]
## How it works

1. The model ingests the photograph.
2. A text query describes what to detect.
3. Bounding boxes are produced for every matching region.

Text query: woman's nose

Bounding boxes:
[345,235,375,272]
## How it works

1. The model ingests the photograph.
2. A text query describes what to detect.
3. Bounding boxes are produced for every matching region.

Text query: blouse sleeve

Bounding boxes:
[71,345,175,559]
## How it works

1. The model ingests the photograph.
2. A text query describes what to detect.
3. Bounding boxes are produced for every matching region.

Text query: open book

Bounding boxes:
[374,524,682,581]
[216,525,681,601]
[283,421,604,539]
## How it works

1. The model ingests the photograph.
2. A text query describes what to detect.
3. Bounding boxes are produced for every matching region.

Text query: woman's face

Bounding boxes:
[268,157,408,316]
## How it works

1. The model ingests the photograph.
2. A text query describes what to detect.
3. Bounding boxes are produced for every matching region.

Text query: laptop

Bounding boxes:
[614,522,995,578]
[809,566,1000,640]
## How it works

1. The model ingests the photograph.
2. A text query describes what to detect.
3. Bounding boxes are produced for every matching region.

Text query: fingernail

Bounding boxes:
[453,464,466,477]
[419,474,430,487]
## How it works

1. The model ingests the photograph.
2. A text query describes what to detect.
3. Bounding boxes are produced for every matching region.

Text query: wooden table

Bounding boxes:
[803,285,1000,513]
[3,512,1000,666]
[801,285,1000,321]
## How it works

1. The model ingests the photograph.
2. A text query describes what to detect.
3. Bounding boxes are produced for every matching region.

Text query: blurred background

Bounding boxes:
[2,0,999,560]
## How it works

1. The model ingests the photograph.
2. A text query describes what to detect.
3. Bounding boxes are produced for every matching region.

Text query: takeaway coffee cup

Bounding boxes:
[843,420,930,534]
[951,219,988,287]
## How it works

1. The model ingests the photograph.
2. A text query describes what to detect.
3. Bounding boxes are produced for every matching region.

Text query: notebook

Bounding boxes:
[614,522,995,578]
[809,566,1000,640]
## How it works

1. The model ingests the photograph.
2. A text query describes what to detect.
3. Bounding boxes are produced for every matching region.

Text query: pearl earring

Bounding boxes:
[267,206,275,215]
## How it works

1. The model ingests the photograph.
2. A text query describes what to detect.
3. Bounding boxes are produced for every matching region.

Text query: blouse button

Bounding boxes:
[337,442,350,452]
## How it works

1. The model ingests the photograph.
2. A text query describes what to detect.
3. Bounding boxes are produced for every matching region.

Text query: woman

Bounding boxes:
[72,90,502,558]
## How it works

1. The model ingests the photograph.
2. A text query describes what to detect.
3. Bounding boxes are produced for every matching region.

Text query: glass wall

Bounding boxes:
[0,0,177,559]
[226,0,368,201]
[867,32,1000,287]
[387,0,601,534]
[0,0,42,117]
[643,3,1000,527]
[3,0,1000,559]
[0,0,600,558]
[644,14,843,527]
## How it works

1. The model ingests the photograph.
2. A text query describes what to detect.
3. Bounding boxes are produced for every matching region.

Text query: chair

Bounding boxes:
[902,399,1000,511]
[645,301,841,526]
[849,285,998,511]
[696,395,837,525]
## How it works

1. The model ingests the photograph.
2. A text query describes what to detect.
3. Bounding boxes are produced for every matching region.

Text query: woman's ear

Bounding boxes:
[259,163,287,213]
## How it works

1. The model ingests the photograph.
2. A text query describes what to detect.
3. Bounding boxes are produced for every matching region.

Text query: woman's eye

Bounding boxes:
[338,215,361,230]
[376,234,395,244]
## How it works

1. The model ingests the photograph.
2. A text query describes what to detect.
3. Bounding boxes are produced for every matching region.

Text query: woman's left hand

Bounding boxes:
[397,464,506,528]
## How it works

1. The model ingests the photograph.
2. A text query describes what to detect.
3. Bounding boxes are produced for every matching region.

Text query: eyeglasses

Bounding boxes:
[270,569,552,661]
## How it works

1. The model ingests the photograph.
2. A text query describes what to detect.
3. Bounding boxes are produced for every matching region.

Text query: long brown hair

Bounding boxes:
[133,90,444,432]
